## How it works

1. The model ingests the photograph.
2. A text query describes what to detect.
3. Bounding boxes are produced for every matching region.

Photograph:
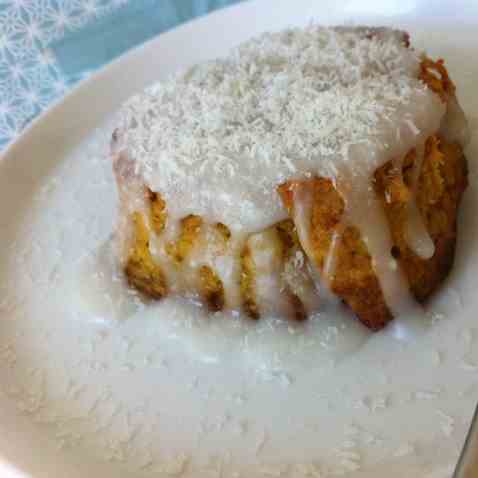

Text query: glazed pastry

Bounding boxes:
[111,26,469,330]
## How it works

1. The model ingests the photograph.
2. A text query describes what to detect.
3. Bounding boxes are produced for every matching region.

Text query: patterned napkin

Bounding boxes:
[0,0,241,149]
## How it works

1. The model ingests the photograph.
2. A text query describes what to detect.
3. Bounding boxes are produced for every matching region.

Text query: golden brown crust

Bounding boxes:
[215,222,232,241]
[240,245,260,319]
[278,179,393,330]
[125,133,467,329]
[147,189,167,235]
[419,58,455,102]
[278,134,467,330]
[198,265,225,312]
[375,135,468,303]
[288,293,307,321]
[165,214,203,263]
[274,220,308,321]
[125,212,167,299]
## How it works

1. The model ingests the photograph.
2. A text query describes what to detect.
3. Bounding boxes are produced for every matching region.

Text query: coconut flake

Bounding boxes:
[115,25,445,234]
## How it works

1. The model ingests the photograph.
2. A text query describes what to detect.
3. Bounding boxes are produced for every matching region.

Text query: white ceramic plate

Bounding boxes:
[1,1,478,477]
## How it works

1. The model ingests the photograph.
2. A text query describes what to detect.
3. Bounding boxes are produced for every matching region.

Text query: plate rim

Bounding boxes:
[0,0,251,166]
[1,0,477,476]
[0,2,255,476]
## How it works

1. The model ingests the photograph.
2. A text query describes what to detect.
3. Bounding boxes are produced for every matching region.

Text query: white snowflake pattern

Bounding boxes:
[0,0,239,149]
[0,0,129,148]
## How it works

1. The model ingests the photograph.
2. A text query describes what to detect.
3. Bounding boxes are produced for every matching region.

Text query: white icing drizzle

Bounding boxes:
[343,180,418,318]
[291,184,315,263]
[440,94,470,147]
[323,227,343,281]
[291,183,338,304]
[404,144,435,259]
[247,231,292,316]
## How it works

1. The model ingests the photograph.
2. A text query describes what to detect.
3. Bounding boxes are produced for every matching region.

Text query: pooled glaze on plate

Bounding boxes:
[0,3,477,477]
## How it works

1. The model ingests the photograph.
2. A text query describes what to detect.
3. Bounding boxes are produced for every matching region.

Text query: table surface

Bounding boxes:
[0,0,242,150]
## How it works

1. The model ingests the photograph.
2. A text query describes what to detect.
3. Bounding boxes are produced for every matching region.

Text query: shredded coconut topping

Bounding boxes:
[116,25,444,232]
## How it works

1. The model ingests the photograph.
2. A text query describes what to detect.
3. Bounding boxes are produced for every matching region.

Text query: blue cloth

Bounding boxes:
[51,0,243,86]
[0,0,241,149]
